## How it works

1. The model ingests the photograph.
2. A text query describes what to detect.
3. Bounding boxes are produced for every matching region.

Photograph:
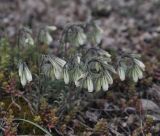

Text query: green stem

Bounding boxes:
[14,118,53,136]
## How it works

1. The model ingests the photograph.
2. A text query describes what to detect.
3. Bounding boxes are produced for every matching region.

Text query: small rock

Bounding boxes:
[141,99,160,113]
[86,111,100,122]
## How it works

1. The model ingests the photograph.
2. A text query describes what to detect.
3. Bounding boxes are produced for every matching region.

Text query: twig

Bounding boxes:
[8,96,21,111]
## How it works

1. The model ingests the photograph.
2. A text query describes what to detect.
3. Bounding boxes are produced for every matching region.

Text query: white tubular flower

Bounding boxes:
[105,71,113,84]
[98,50,111,58]
[77,55,81,64]
[96,76,109,92]
[46,32,53,45]
[50,69,56,80]
[77,31,86,45]
[54,67,61,79]
[18,63,23,78]
[95,62,101,72]
[128,65,143,82]
[64,26,86,47]
[87,76,94,92]
[73,68,82,84]
[75,81,80,87]
[95,71,113,92]
[95,25,103,44]
[88,24,103,44]
[132,68,138,82]
[48,56,66,80]
[74,73,86,87]
[96,78,102,91]
[127,58,145,82]
[134,65,143,79]
[63,69,69,84]
[42,64,55,80]
[47,26,57,31]
[72,31,86,47]
[118,55,145,82]
[24,65,32,82]
[134,59,145,71]
[103,62,116,74]
[83,79,88,89]
[18,63,26,86]
[118,66,126,81]
[101,76,109,91]
[39,27,54,45]
[19,28,34,47]
[25,35,34,46]
[18,62,32,87]
[49,58,61,79]
[44,26,57,45]
[54,57,66,67]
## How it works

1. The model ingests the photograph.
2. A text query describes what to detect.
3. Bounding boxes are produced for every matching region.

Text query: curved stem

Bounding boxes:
[14,118,53,136]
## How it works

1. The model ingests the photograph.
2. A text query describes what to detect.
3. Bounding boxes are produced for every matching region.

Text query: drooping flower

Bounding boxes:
[75,73,94,92]
[24,35,34,46]
[19,28,34,47]
[96,78,102,91]
[77,55,81,64]
[63,68,69,84]
[134,59,145,71]
[47,26,57,31]
[117,66,126,81]
[18,62,32,86]
[48,56,66,80]
[98,49,111,58]
[72,68,83,85]
[117,54,145,82]
[95,72,113,92]
[86,76,94,92]
[77,31,87,45]
[87,23,103,44]
[63,26,86,47]
[101,76,109,91]
[39,26,56,45]
[42,63,55,81]
[128,65,144,82]
[42,55,66,80]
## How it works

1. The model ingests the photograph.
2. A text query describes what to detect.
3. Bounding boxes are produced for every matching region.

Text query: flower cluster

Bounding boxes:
[16,22,145,92]
[74,54,116,92]
[61,22,103,47]
[63,55,83,85]
[61,48,116,92]
[19,27,34,47]
[38,26,56,45]
[86,22,103,44]
[117,54,145,82]
[42,55,66,80]
[62,25,86,47]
